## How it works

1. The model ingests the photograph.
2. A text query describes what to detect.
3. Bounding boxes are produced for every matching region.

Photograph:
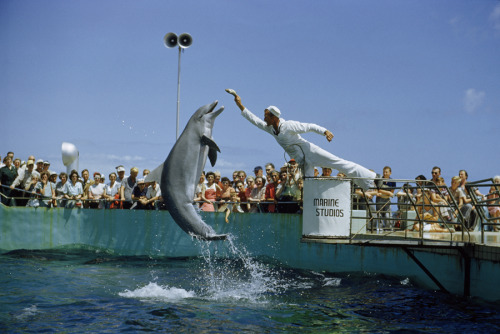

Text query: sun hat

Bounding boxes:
[266,106,281,117]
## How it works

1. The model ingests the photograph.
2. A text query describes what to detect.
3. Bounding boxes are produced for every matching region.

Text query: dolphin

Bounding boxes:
[146,101,227,241]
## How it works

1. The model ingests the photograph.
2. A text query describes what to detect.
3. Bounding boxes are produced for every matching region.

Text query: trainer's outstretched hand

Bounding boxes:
[225,88,245,111]
[325,130,334,142]
[225,88,237,97]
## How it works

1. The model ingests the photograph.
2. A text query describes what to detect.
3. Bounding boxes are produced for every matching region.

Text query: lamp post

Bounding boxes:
[163,32,193,140]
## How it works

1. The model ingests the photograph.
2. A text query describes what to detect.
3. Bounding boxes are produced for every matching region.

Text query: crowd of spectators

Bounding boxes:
[1,151,499,231]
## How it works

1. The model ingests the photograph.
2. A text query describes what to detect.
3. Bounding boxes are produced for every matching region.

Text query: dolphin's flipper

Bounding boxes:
[144,162,164,184]
[201,135,220,167]
[201,135,220,152]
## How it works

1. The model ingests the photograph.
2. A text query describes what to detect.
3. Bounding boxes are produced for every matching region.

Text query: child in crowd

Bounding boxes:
[223,188,244,223]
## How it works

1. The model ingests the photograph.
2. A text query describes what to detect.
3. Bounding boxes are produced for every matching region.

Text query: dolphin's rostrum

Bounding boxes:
[145,101,227,241]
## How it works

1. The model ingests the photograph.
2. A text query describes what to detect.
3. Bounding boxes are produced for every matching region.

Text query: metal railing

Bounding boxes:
[466,178,500,243]
[0,184,162,209]
[3,179,500,244]
[345,175,500,243]
[1,184,301,212]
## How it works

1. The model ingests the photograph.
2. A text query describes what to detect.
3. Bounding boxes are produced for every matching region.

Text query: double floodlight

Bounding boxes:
[163,32,193,49]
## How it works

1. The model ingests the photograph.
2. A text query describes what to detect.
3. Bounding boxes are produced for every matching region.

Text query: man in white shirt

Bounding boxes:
[146,181,163,209]
[228,90,376,190]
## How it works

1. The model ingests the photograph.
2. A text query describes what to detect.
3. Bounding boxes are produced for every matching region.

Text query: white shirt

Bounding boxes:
[146,183,161,199]
[106,181,121,197]
[89,183,106,199]
[241,108,327,164]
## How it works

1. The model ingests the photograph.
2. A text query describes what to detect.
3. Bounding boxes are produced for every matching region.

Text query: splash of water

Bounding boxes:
[119,282,195,301]
[195,234,290,303]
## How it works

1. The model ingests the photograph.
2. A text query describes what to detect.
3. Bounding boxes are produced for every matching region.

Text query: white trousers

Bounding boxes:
[294,142,375,190]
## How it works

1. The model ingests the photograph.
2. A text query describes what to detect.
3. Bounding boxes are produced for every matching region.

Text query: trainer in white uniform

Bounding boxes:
[226,89,376,190]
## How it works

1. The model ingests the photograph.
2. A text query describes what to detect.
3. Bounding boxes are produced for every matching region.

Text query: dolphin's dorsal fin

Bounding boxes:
[201,135,220,167]
[144,162,164,184]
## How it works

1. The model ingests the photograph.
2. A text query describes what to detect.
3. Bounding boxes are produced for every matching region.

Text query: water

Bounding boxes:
[1,241,500,333]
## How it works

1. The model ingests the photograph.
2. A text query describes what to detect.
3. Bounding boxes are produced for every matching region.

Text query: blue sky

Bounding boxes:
[2,0,500,184]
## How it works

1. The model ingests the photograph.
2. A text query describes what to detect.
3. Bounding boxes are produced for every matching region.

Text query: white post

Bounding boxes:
[176,46,182,140]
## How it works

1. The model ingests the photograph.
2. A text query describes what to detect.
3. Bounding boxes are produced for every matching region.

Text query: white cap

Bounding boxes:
[266,106,281,117]
[116,165,125,172]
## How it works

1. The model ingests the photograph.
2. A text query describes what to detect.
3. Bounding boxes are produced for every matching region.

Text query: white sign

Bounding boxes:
[303,178,351,237]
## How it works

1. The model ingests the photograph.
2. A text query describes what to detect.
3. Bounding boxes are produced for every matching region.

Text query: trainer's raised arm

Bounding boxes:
[225,88,245,111]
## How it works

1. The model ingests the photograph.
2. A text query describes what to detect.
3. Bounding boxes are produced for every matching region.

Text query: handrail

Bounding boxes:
[464,179,500,243]
[3,179,499,246]
[349,177,474,244]
[1,184,301,211]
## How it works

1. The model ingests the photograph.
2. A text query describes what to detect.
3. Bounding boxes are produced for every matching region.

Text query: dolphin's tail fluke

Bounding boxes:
[204,234,228,241]
[192,233,228,241]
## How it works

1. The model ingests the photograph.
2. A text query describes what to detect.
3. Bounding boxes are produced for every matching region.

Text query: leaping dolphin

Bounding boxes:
[145,101,227,241]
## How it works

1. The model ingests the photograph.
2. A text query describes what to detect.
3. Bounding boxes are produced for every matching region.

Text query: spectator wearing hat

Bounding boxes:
[35,159,44,174]
[49,171,58,186]
[43,161,52,174]
[120,167,138,209]
[131,178,149,210]
[230,91,377,191]
[88,172,106,209]
[116,165,126,183]
[15,155,35,175]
